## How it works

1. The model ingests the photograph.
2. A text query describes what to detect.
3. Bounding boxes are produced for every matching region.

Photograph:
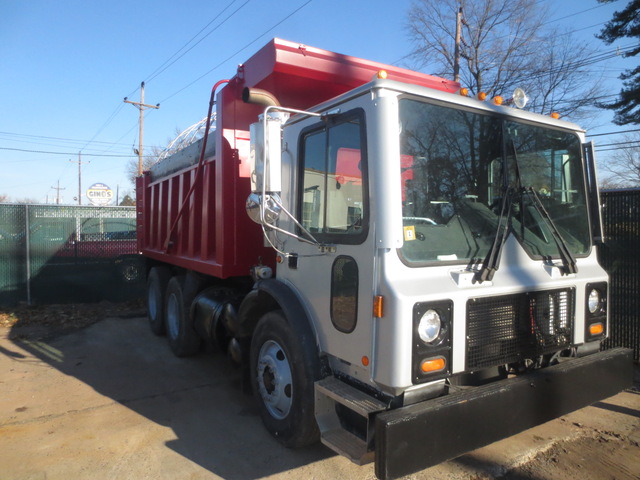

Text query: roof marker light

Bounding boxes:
[459,87,469,96]
[376,70,388,79]
[493,95,504,105]
[477,92,487,101]
[512,88,529,109]
[551,112,560,119]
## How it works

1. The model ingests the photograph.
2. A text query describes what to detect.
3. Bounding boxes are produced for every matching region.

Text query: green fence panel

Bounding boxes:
[599,189,640,362]
[0,204,27,305]
[0,204,143,306]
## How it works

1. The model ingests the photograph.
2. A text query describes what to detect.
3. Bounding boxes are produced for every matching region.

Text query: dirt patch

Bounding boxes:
[0,299,145,339]
[501,429,640,480]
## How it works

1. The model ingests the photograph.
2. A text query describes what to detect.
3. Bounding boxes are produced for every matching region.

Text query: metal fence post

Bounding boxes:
[25,204,31,305]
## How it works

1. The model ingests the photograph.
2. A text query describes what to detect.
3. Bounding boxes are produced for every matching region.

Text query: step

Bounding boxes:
[321,428,374,465]
[315,377,387,417]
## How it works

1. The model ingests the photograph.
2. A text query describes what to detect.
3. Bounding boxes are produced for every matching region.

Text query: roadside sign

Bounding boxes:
[86,183,114,206]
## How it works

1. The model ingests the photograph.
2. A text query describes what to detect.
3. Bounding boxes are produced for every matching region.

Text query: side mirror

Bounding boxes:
[246,193,282,225]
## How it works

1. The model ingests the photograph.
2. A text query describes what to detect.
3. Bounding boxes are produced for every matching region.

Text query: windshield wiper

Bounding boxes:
[523,187,578,275]
[475,187,514,283]
[508,137,577,275]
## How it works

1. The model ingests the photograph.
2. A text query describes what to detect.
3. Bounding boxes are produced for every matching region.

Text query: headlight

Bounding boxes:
[585,283,607,342]
[587,289,601,314]
[418,309,441,344]
[413,300,452,384]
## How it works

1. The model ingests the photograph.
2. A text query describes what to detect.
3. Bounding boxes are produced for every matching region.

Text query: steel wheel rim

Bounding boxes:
[256,339,293,420]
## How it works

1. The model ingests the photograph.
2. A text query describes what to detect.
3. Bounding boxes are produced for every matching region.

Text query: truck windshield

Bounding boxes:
[398,98,591,266]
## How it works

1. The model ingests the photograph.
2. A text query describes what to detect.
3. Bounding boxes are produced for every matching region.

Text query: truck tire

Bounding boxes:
[250,310,320,448]
[165,275,201,357]
[147,266,171,336]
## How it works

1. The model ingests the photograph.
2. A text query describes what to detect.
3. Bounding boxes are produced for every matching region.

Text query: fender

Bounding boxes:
[237,279,319,352]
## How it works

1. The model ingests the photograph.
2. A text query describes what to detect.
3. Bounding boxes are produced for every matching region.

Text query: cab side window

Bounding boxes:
[299,111,368,244]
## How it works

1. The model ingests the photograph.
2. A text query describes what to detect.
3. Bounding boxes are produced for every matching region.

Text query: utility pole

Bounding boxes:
[51,180,65,205]
[125,82,160,176]
[453,6,463,83]
[69,152,89,205]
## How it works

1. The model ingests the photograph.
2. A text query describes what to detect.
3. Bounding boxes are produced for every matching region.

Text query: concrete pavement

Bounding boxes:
[1,316,638,480]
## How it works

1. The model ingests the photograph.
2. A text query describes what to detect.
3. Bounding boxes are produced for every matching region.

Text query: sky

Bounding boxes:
[0,0,636,204]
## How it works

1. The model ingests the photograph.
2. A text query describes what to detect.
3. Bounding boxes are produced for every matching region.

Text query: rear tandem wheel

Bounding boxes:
[165,275,202,357]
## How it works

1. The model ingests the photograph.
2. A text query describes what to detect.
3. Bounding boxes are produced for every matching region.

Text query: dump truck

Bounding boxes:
[136,38,633,479]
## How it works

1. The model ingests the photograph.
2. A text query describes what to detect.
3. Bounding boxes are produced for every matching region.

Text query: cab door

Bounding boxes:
[277,107,377,375]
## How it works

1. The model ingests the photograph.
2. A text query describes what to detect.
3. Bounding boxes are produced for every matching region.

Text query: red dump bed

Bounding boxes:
[136,38,459,278]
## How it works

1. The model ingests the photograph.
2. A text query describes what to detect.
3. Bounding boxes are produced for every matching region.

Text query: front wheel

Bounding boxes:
[250,310,320,448]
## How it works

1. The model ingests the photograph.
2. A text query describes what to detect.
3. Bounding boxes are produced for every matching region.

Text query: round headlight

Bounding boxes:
[588,289,601,314]
[418,309,442,344]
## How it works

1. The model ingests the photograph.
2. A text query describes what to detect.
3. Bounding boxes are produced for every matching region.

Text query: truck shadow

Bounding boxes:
[8,314,335,479]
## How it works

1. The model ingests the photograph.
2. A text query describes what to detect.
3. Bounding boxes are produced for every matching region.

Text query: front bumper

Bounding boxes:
[375,348,633,480]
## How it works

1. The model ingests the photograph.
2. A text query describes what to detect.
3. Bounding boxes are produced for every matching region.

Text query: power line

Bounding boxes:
[595,140,640,148]
[543,1,622,27]
[595,146,639,153]
[0,131,133,147]
[59,2,250,164]
[79,102,127,153]
[0,134,135,154]
[499,44,637,86]
[589,128,640,137]
[0,147,137,157]
[159,0,314,104]
[145,0,251,84]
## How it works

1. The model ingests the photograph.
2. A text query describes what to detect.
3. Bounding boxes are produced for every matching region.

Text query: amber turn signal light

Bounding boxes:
[589,322,604,336]
[420,357,446,373]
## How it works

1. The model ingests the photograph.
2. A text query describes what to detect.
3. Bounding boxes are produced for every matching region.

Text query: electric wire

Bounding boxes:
[144,0,251,84]
[63,2,249,163]
[589,128,640,137]
[0,147,137,158]
[4,0,636,199]
[159,0,314,104]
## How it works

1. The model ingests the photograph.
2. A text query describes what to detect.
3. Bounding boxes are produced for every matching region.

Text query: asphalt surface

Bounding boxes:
[1,315,638,480]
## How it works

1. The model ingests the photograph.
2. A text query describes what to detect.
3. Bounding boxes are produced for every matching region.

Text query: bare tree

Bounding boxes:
[0,193,9,203]
[599,132,640,187]
[126,148,161,186]
[119,194,136,206]
[126,127,187,187]
[406,0,602,121]
[15,197,40,204]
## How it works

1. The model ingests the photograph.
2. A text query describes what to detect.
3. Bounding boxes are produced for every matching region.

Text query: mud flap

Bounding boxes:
[375,348,633,480]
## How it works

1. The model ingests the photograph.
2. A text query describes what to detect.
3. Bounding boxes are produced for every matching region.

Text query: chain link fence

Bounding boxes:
[0,204,144,306]
[600,189,640,361]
